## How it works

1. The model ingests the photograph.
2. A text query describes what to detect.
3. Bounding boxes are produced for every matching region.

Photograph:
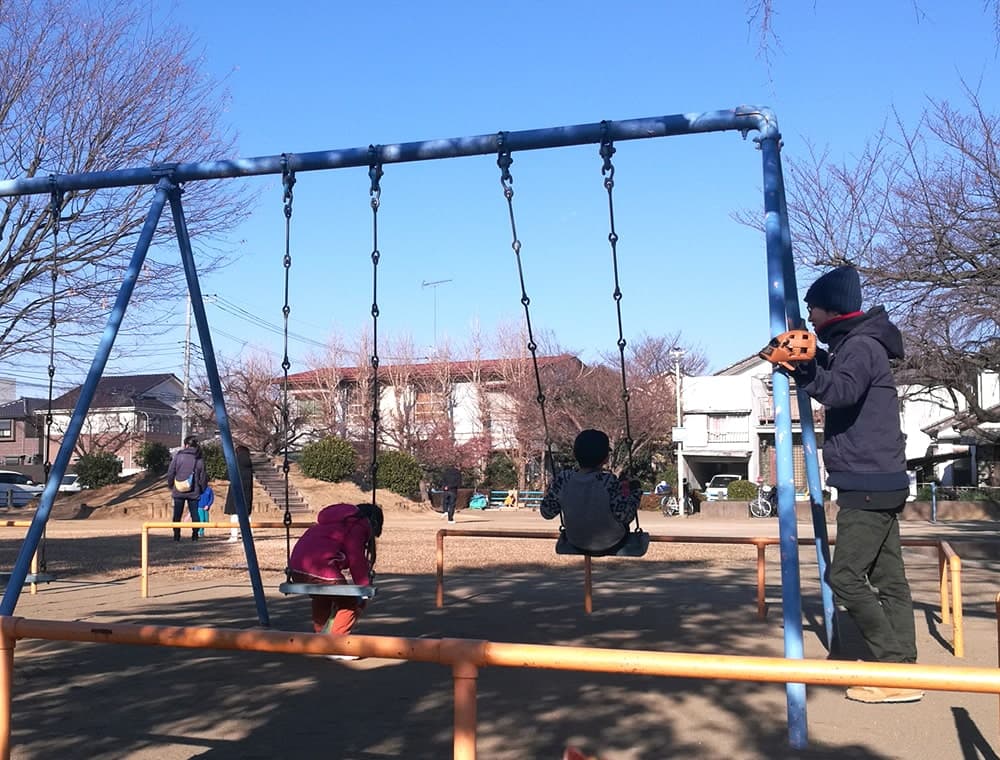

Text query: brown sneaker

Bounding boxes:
[845,686,924,703]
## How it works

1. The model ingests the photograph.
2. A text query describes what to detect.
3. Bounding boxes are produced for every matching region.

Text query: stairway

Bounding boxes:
[250,453,311,514]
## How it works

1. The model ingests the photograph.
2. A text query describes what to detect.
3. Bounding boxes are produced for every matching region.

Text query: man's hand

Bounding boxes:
[759,330,816,372]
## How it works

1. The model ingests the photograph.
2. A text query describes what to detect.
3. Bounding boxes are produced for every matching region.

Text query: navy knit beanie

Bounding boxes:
[804,265,862,314]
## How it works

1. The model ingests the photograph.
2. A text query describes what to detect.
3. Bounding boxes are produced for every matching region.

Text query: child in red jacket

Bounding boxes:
[288,502,383,637]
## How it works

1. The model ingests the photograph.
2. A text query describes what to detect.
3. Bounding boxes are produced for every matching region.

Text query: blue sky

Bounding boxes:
[20,1,999,394]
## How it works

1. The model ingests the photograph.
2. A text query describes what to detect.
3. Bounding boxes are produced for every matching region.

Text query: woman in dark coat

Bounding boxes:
[225,444,254,542]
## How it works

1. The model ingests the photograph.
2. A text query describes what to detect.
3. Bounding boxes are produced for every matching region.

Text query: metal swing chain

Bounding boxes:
[280,154,296,579]
[368,146,383,516]
[600,124,641,532]
[497,133,558,489]
[40,177,63,571]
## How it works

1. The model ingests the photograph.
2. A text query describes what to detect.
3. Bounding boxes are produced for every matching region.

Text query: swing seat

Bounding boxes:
[278,582,377,600]
[555,530,649,558]
[0,572,56,587]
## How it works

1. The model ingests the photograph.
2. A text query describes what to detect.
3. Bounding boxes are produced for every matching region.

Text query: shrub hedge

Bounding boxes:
[376,449,423,498]
[75,451,122,489]
[300,437,358,482]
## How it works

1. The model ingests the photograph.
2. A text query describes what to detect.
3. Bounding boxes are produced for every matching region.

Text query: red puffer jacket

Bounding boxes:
[288,503,373,584]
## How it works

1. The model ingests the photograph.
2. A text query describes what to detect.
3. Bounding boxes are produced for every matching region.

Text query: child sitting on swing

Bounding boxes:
[540,429,642,555]
[288,502,383,644]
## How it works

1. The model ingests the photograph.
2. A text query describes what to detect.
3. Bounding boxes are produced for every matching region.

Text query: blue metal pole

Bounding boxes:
[0,178,171,615]
[759,133,808,749]
[167,187,270,627]
[0,107,780,197]
[772,155,838,654]
[931,481,938,523]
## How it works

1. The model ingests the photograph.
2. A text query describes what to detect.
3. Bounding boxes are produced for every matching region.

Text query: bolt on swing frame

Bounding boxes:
[0,105,830,749]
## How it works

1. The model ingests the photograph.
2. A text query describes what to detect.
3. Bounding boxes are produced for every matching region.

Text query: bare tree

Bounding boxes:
[784,91,1000,425]
[746,2,1000,63]
[0,0,249,366]
[196,352,309,454]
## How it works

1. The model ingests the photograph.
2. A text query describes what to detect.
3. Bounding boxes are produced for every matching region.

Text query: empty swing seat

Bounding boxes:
[0,572,56,586]
[555,530,650,558]
[278,582,377,600]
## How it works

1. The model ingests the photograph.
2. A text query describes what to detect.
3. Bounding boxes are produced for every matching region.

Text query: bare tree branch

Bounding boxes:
[0,0,252,368]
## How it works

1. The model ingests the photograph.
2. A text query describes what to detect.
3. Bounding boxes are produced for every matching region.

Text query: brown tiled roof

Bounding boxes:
[50,373,180,411]
[284,354,581,388]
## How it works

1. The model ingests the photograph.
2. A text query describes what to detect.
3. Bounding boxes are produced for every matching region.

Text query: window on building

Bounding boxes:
[706,414,749,444]
[0,419,13,441]
[414,388,445,424]
[345,386,366,426]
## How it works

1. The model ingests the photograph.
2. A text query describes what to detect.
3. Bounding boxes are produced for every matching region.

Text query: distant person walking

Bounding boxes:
[224,444,254,542]
[439,465,462,524]
[165,436,208,542]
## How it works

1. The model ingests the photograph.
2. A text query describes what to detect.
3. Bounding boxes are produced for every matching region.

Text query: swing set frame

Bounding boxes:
[0,105,832,749]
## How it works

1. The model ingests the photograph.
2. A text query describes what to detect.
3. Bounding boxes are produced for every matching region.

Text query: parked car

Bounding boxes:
[704,474,742,501]
[59,474,84,493]
[0,471,45,507]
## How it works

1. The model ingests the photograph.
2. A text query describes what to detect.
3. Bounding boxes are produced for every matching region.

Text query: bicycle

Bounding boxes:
[749,484,774,518]
[660,494,694,517]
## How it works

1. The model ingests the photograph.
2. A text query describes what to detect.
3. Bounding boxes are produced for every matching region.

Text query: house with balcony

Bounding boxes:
[900,371,1000,487]
[47,374,184,474]
[679,355,825,494]
[681,358,999,495]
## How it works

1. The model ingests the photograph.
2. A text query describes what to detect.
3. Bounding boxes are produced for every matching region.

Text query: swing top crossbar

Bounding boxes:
[0,106,779,197]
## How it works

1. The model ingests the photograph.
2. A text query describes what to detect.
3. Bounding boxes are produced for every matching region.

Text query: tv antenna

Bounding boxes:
[421,278,453,348]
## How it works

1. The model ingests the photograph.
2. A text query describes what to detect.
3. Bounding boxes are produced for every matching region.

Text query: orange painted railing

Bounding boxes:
[0,522,51,596]
[435,529,964,656]
[1,615,998,760]
[139,521,313,598]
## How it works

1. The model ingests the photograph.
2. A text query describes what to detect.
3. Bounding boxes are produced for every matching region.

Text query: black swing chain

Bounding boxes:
[280,154,296,580]
[368,146,383,515]
[496,133,558,487]
[40,177,63,571]
[601,123,641,532]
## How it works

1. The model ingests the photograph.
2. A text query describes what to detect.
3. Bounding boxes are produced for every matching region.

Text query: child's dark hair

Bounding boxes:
[573,429,610,468]
[356,502,384,570]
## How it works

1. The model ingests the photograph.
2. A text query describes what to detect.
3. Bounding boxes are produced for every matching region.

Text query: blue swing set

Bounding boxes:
[0,106,834,749]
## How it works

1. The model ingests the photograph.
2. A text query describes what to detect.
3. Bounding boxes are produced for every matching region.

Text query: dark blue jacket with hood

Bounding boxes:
[796,306,909,494]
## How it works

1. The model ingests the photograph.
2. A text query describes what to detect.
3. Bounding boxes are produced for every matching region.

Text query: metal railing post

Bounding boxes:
[141,525,149,599]
[757,542,767,619]
[453,659,479,760]
[0,617,16,760]
[437,530,446,608]
[950,551,964,657]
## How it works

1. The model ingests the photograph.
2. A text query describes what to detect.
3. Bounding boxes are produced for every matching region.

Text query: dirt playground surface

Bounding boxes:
[0,503,999,759]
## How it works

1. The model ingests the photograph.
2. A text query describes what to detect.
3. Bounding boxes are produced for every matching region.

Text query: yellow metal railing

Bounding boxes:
[435,529,964,656]
[139,521,312,598]
[1,522,53,596]
[0,615,997,760]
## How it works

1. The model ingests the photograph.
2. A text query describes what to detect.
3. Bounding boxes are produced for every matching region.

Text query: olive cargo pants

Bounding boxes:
[830,507,917,663]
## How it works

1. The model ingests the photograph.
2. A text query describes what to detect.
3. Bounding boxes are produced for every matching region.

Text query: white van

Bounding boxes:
[0,471,45,507]
[704,474,742,501]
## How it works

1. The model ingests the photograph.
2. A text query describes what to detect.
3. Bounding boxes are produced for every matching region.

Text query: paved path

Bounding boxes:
[0,509,998,758]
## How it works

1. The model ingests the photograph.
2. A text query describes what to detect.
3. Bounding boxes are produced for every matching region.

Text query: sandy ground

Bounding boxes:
[0,506,998,759]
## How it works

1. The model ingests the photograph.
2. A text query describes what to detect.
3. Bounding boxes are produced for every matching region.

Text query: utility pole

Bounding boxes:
[671,348,686,517]
[180,294,192,445]
[421,279,453,349]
